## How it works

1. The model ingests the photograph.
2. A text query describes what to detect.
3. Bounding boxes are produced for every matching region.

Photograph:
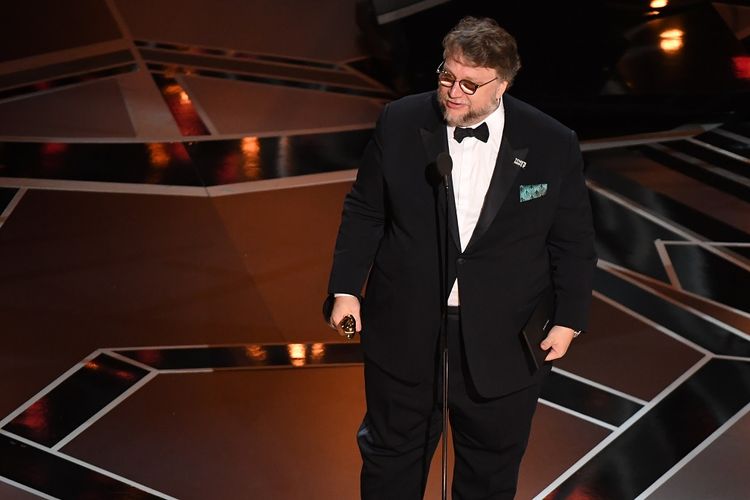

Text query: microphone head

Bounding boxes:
[436,152,453,178]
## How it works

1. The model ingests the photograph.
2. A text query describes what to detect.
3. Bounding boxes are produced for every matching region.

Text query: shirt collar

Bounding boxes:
[448,97,505,144]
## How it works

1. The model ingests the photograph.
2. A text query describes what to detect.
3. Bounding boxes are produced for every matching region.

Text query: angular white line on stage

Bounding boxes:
[598,260,750,320]
[176,74,220,135]
[660,240,750,273]
[206,169,357,196]
[0,350,103,429]
[579,123,715,152]
[654,239,683,290]
[586,181,704,242]
[537,399,618,431]
[0,187,27,230]
[108,340,356,351]
[635,401,750,500]
[647,143,750,188]
[533,355,713,500]
[0,177,209,197]
[598,264,750,344]
[53,371,158,451]
[157,369,215,374]
[592,287,712,357]
[101,349,158,372]
[587,185,750,273]
[686,137,750,165]
[713,127,750,146]
[658,241,750,246]
[0,475,59,500]
[551,367,648,405]
[0,430,178,499]
[712,355,750,362]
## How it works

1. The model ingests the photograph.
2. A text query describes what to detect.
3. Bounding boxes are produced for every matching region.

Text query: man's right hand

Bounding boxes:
[329,295,362,337]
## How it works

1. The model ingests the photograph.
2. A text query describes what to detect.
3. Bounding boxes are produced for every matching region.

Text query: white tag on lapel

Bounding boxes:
[514,158,527,168]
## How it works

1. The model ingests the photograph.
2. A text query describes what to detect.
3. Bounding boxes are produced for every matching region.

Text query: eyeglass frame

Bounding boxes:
[436,60,499,95]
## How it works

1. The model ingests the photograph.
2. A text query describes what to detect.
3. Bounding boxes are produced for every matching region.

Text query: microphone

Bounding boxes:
[436,152,453,186]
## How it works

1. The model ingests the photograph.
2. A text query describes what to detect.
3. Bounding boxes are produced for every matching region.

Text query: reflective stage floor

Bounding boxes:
[0,1,749,499]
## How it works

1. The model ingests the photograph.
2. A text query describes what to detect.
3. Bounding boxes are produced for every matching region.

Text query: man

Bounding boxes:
[326,16,595,499]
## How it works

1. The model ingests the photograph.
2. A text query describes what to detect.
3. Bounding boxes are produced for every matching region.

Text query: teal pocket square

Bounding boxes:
[520,184,548,202]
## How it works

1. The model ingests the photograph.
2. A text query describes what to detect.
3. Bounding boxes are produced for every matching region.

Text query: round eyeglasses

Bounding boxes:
[436,61,498,95]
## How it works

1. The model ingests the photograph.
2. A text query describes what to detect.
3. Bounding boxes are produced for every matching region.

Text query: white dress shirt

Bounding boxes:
[336,100,506,306]
[446,100,505,306]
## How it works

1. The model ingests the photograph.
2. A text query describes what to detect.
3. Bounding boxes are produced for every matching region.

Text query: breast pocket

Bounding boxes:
[508,182,548,234]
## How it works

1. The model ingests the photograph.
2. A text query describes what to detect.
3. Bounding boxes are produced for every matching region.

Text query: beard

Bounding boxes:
[438,92,500,127]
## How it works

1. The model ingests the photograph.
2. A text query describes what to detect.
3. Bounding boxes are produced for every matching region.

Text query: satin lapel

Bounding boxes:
[465,102,529,253]
[420,123,460,250]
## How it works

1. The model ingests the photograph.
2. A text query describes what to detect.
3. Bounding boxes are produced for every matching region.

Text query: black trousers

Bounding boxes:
[358,312,546,500]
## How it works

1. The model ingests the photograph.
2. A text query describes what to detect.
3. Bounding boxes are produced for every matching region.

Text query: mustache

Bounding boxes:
[437,94,456,123]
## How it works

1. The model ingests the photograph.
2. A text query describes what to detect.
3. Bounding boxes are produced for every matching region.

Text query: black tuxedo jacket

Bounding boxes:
[327,91,596,397]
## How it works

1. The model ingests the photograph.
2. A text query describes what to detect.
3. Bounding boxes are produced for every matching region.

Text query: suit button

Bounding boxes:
[457,258,465,265]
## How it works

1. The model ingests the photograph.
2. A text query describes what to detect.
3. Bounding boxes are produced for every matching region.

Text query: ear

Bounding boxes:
[496,80,509,100]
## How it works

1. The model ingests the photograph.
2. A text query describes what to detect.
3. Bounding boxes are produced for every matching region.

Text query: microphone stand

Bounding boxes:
[440,170,450,500]
[434,151,452,500]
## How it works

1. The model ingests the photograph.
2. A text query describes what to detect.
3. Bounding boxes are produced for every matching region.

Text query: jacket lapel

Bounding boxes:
[420,98,460,250]
[465,96,529,252]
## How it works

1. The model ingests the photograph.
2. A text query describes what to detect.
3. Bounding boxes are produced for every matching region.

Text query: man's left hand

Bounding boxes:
[541,326,577,361]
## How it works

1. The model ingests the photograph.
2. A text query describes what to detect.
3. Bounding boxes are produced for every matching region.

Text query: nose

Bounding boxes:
[448,80,463,98]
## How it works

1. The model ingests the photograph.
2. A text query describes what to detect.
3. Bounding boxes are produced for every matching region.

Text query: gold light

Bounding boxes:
[660,38,682,52]
[311,343,326,362]
[245,344,267,361]
[288,343,307,367]
[164,84,181,95]
[650,0,668,8]
[241,136,260,155]
[147,143,170,168]
[660,29,684,39]
[240,136,262,179]
[659,29,684,53]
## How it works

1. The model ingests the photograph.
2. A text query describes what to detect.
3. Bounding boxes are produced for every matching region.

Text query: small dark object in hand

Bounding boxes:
[340,314,357,340]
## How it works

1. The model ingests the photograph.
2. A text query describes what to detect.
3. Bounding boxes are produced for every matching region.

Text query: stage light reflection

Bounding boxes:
[311,343,326,362]
[40,143,67,172]
[650,0,668,9]
[15,400,51,441]
[660,38,682,52]
[288,343,307,367]
[171,142,191,162]
[240,137,262,180]
[245,344,268,362]
[164,84,181,96]
[85,360,101,371]
[732,56,750,81]
[41,143,67,155]
[659,29,684,53]
[156,77,210,136]
[113,370,137,381]
[660,29,684,39]
[147,143,170,168]
[85,359,137,380]
[132,349,163,366]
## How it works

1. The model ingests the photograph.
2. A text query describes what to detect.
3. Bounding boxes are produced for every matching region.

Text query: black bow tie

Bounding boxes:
[454,122,489,143]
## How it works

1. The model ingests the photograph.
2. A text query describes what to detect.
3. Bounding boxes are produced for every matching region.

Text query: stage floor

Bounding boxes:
[1,1,749,498]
